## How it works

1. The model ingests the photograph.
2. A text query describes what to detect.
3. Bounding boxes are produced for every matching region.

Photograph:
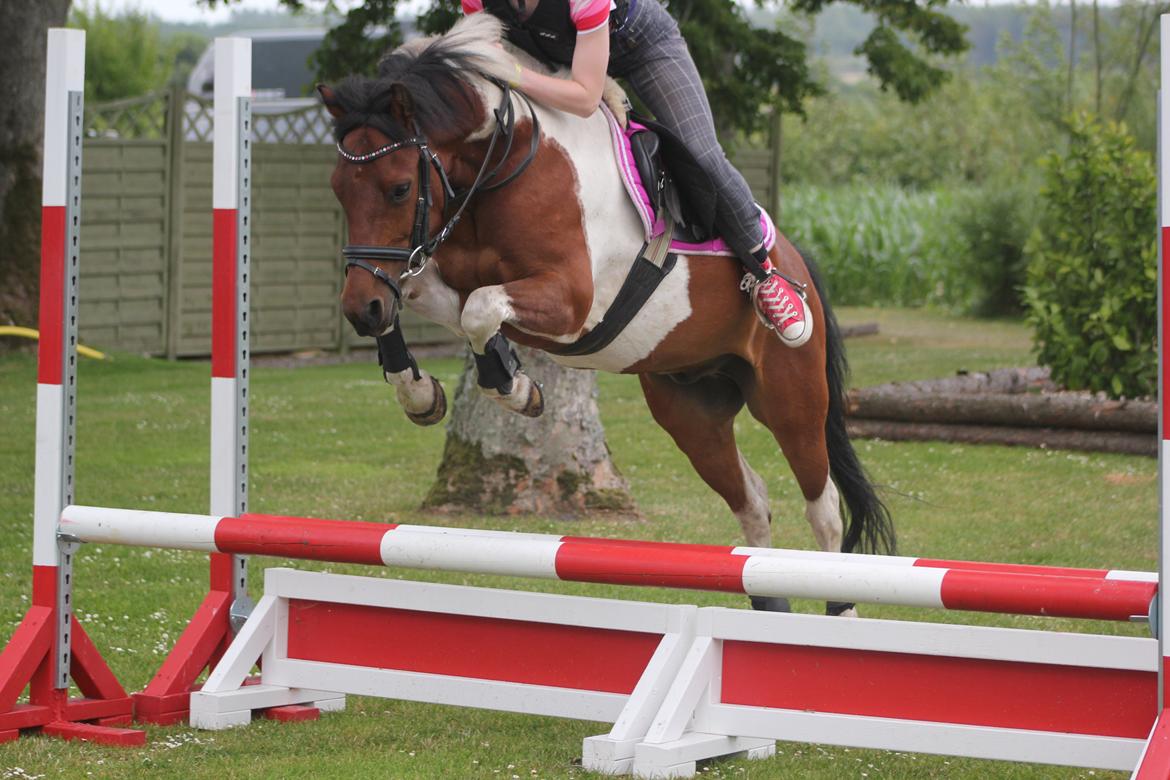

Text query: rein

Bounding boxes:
[340,81,541,299]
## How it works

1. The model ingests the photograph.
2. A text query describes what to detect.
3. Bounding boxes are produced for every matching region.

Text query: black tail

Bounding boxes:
[804,254,896,556]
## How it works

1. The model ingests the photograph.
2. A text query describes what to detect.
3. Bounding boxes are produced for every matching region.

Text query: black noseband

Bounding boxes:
[342,247,405,300]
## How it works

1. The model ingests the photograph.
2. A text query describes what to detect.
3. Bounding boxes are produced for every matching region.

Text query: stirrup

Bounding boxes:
[739,269,808,300]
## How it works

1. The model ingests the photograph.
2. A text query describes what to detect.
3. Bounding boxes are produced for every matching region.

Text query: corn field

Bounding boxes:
[779,185,972,308]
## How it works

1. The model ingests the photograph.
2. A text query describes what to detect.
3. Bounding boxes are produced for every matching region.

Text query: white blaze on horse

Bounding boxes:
[319,14,894,614]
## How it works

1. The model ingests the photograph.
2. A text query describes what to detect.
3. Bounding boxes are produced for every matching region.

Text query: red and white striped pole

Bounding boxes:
[133,37,253,725]
[0,28,141,747]
[209,34,252,619]
[58,507,1158,623]
[32,28,87,689]
[1134,15,1170,778]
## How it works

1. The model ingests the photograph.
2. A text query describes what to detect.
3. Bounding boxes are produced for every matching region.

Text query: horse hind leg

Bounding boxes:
[639,372,791,613]
[744,341,859,617]
[804,477,857,617]
[738,453,792,613]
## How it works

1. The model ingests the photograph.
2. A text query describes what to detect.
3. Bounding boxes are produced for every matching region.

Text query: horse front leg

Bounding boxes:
[460,275,587,417]
[376,320,448,426]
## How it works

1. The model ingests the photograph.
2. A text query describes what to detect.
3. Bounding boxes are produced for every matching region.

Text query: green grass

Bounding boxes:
[0,307,1154,778]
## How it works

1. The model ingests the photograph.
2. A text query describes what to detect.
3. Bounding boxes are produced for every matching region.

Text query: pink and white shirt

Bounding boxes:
[462,0,613,36]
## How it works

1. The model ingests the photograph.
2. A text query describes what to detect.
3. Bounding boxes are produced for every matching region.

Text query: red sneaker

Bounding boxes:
[743,270,813,347]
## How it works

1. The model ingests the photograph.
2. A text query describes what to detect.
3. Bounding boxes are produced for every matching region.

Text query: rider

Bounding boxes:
[460,0,812,347]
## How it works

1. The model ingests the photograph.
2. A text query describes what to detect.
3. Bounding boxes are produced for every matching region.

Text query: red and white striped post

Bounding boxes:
[132,37,253,725]
[1134,15,1170,778]
[209,33,252,616]
[0,28,142,746]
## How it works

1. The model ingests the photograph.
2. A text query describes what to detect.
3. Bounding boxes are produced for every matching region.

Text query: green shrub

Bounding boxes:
[1023,116,1157,398]
[952,181,1038,317]
[780,184,969,307]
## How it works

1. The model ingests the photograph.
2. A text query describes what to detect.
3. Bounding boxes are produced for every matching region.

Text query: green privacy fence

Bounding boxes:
[79,88,777,358]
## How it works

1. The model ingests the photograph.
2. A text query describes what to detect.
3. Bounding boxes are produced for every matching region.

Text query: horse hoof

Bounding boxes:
[826,601,857,617]
[750,595,792,613]
[405,376,447,426]
[519,377,544,418]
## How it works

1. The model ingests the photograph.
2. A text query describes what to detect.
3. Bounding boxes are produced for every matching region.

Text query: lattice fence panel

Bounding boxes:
[183,95,214,143]
[86,92,168,140]
[253,104,333,145]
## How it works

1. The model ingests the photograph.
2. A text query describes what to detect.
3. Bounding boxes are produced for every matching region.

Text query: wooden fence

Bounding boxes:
[79,88,777,357]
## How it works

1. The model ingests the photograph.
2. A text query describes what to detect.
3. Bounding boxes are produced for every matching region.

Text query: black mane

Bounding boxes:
[325,38,488,144]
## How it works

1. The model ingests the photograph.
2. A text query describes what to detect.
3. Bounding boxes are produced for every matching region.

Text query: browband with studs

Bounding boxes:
[336,137,427,164]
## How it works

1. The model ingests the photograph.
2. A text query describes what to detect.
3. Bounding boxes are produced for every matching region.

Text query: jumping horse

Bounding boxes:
[318,14,895,614]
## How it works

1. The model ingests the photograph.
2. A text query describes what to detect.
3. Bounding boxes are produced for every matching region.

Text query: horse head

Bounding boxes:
[319,15,516,336]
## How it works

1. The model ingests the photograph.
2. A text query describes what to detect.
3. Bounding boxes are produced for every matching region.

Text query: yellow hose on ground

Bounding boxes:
[0,326,107,360]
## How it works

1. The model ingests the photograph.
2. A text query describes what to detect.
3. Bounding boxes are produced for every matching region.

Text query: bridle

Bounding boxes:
[339,81,541,301]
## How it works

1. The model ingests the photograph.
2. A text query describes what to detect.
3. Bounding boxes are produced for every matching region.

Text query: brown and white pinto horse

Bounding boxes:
[319,15,894,614]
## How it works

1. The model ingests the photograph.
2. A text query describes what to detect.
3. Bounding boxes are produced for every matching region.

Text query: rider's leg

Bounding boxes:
[610,3,812,347]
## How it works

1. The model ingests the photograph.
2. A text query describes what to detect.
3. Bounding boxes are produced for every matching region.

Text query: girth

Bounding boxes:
[556,222,677,357]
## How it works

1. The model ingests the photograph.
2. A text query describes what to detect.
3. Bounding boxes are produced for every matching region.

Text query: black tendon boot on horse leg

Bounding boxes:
[376,317,448,426]
[750,595,792,613]
[475,332,544,417]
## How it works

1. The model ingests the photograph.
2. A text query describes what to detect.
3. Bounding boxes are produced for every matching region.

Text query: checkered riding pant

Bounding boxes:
[608,0,764,259]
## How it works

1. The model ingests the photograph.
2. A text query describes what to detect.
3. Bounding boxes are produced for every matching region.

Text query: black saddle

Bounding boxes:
[626,113,719,245]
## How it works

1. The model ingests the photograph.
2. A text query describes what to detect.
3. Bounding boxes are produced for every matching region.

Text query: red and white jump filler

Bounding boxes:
[2,22,1170,779]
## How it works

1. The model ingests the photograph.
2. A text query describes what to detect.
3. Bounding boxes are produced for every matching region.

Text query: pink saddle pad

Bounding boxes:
[600,102,776,257]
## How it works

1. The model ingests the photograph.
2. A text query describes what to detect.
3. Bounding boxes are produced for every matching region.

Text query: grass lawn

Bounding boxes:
[0,306,1155,779]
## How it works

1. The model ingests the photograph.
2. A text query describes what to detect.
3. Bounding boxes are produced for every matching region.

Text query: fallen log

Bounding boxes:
[846,390,1156,433]
[840,322,879,339]
[846,419,1155,458]
[857,367,1056,396]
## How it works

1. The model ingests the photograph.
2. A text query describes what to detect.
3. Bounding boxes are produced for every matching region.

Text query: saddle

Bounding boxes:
[555,103,778,357]
[626,113,718,245]
[601,103,777,256]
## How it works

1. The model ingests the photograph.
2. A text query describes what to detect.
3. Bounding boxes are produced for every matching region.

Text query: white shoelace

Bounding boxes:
[758,280,799,326]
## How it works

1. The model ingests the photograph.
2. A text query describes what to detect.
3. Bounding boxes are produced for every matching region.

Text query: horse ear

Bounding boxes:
[389,82,415,126]
[316,84,345,119]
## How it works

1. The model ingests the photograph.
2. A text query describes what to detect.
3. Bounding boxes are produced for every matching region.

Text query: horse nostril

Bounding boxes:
[365,298,384,329]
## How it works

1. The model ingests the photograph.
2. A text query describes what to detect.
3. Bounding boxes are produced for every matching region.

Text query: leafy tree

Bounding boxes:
[207,0,971,137]
[1104,0,1166,148]
[165,31,213,89]
[780,71,1050,189]
[70,4,166,102]
[792,0,967,104]
[992,0,1164,151]
[0,0,70,331]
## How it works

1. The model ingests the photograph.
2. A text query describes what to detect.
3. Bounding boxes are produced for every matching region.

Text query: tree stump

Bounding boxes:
[424,346,635,517]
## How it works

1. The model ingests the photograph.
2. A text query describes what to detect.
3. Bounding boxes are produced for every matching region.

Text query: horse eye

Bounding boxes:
[388,182,411,204]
